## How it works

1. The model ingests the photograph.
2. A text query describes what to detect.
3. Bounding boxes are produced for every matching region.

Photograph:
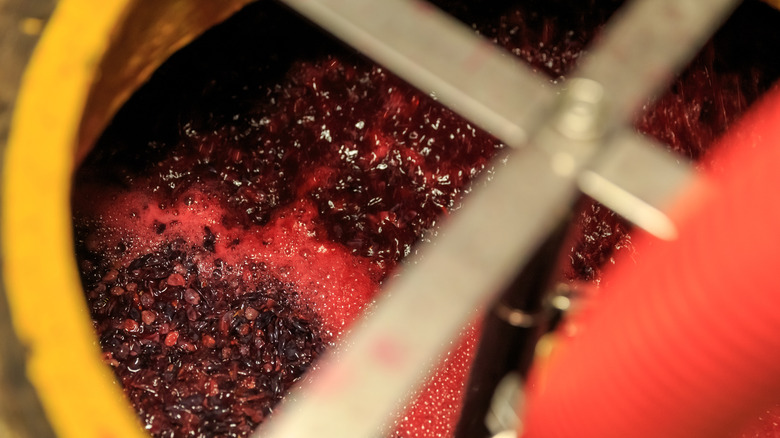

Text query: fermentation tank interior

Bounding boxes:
[66,1,780,437]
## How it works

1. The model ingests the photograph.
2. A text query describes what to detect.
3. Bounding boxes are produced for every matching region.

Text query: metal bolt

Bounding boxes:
[554,77,606,141]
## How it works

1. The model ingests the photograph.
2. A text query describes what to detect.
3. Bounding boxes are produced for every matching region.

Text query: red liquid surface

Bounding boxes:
[72,1,780,437]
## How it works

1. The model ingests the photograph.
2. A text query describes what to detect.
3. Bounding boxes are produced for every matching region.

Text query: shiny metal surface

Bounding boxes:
[580,132,694,240]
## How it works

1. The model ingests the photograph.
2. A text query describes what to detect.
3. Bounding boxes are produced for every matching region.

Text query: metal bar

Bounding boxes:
[579,132,695,241]
[575,0,742,130]
[278,0,555,148]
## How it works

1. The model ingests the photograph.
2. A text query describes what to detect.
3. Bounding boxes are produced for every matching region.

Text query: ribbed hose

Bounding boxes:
[521,85,780,438]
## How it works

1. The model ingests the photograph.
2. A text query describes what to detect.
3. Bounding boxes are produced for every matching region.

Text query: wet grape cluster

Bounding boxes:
[78,237,325,437]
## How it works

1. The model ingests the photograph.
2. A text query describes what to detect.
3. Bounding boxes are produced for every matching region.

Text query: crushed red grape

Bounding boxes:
[79,240,325,437]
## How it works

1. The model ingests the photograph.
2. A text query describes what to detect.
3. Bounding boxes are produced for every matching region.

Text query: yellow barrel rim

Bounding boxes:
[2,1,252,436]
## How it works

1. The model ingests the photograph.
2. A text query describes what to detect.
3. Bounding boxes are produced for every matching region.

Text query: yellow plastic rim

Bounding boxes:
[2,1,251,436]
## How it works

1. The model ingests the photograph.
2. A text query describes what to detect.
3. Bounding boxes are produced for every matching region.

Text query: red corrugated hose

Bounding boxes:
[521,84,780,438]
